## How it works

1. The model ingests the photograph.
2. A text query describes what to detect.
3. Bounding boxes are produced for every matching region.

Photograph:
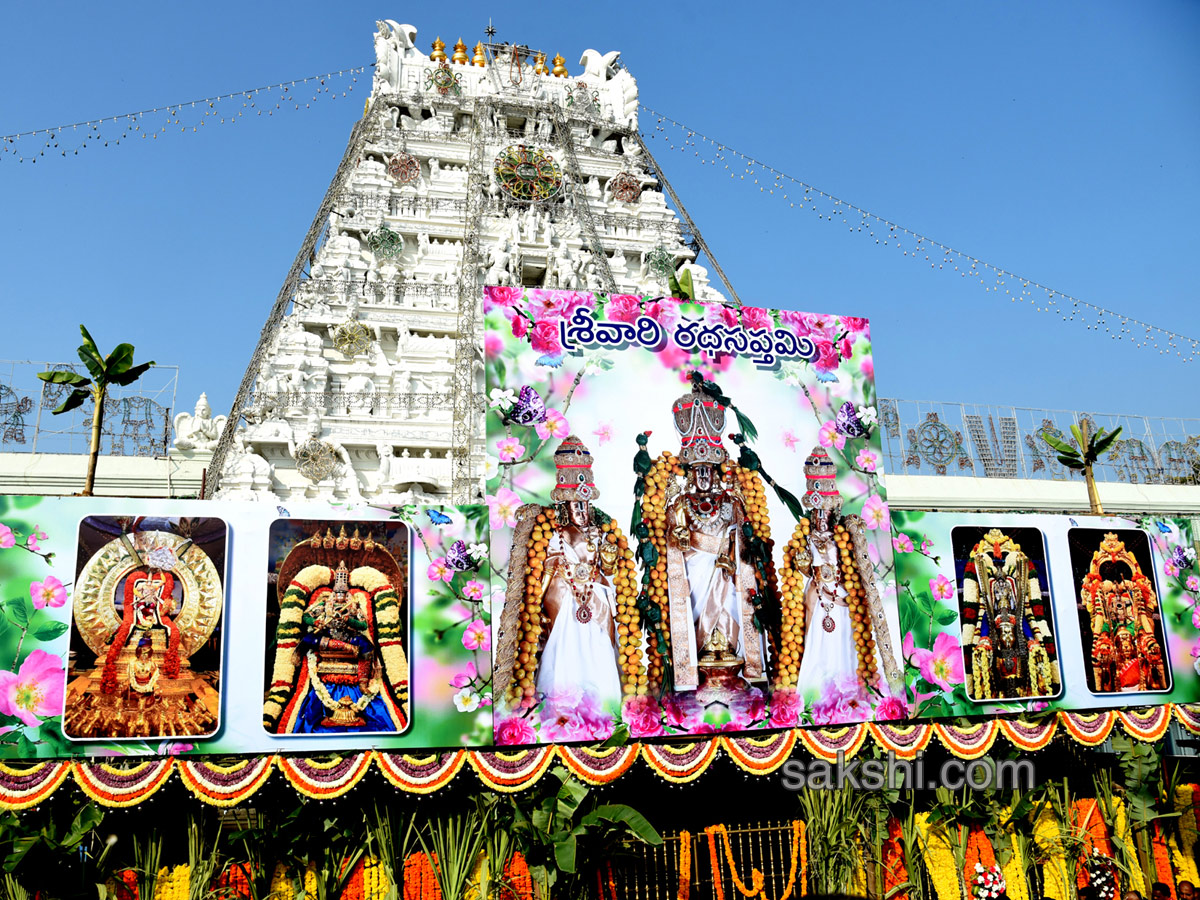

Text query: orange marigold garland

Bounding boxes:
[678,831,692,900]
[882,817,908,900]
[1151,824,1174,898]
[776,519,810,690]
[707,826,727,900]
[705,824,765,898]
[633,450,678,691]
[504,851,534,900]
[798,820,808,896]
[402,852,440,900]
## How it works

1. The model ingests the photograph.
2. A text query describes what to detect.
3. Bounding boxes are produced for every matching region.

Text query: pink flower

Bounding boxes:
[861,357,874,380]
[606,295,642,323]
[487,488,522,529]
[0,524,14,550]
[1189,576,1200,592]
[741,307,773,331]
[427,557,454,583]
[495,714,537,746]
[782,430,799,451]
[511,314,530,339]
[874,694,909,721]
[30,576,66,610]
[662,692,706,731]
[157,741,194,756]
[812,339,842,373]
[622,695,664,738]
[818,420,846,450]
[930,574,955,602]
[593,422,613,445]
[861,494,889,530]
[0,650,65,727]
[463,580,486,601]
[920,538,934,554]
[484,285,524,312]
[655,345,690,371]
[840,316,870,335]
[717,306,740,328]
[893,534,915,554]
[525,289,562,321]
[778,310,807,334]
[451,661,479,689]
[856,448,879,472]
[803,313,839,338]
[727,687,767,728]
[903,631,917,660]
[462,619,491,652]
[1166,561,1181,577]
[25,528,46,553]
[910,632,964,692]
[496,436,524,462]
[643,299,679,329]
[534,409,570,441]
[768,689,803,727]
[551,291,594,320]
[484,332,503,359]
[530,321,562,356]
[1191,606,1200,629]
[540,690,608,742]
[811,677,873,725]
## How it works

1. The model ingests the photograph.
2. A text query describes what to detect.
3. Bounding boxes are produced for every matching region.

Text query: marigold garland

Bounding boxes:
[1034,806,1070,900]
[1151,823,1174,897]
[1171,785,1200,885]
[705,824,765,897]
[678,831,692,900]
[402,852,440,900]
[1110,797,1147,896]
[993,806,1030,900]
[504,852,534,900]
[882,818,909,900]
[914,813,961,900]
[707,826,727,900]
[798,821,807,897]
[638,451,678,690]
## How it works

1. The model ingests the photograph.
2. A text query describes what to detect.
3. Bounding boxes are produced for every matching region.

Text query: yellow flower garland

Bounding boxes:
[1111,797,1147,896]
[1033,807,1069,900]
[1173,785,1200,885]
[914,813,962,900]
[994,806,1029,900]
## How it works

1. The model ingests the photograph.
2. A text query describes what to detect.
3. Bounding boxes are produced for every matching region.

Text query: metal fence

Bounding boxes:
[878,398,1200,485]
[0,360,178,457]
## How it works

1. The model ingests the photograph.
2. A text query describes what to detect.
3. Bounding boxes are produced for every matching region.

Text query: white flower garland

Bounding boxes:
[306,651,379,714]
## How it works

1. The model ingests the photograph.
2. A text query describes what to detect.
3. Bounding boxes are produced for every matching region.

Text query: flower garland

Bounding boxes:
[914,813,961,900]
[969,863,1006,900]
[637,450,679,691]
[359,568,409,714]
[678,830,692,900]
[769,821,802,900]
[1171,785,1200,885]
[705,824,765,897]
[881,818,909,900]
[994,806,1030,900]
[306,650,379,715]
[1150,823,1174,896]
[403,852,440,900]
[1084,849,1118,900]
[1072,799,1113,889]
[707,825,727,900]
[264,565,330,730]
[776,520,810,691]
[727,462,781,666]
[798,821,807,897]
[1109,797,1147,896]
[504,852,534,900]
[602,516,646,697]
[1033,806,1070,900]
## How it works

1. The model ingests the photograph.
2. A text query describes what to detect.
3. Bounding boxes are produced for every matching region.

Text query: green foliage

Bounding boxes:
[37,326,155,416]
[415,809,486,900]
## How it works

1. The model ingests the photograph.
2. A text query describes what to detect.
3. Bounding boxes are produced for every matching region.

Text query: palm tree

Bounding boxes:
[1041,419,1122,514]
[37,326,155,496]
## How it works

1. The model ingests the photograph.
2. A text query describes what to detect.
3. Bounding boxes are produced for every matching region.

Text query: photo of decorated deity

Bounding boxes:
[65,516,227,740]
[486,287,901,741]
[950,526,1061,703]
[1069,528,1170,694]
[262,520,411,735]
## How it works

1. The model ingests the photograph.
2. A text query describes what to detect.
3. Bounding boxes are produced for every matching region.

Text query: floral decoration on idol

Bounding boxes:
[0,501,71,758]
[484,288,900,734]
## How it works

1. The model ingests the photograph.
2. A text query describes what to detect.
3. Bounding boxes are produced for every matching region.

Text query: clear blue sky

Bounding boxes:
[2,2,1197,419]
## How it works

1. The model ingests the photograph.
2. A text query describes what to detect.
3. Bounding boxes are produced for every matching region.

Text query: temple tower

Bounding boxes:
[204,21,734,503]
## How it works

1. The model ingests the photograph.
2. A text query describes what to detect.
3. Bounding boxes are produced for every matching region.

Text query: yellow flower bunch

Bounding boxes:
[776,520,810,690]
[914,813,962,900]
[1171,785,1200,884]
[1032,807,1069,900]
[150,866,189,900]
[993,807,1029,900]
[1110,797,1147,896]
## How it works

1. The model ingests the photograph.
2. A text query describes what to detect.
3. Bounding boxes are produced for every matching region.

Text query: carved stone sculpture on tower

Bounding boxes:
[173,394,227,452]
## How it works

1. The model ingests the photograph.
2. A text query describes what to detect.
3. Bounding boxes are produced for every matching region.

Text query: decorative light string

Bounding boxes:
[641,104,1198,362]
[1,67,365,163]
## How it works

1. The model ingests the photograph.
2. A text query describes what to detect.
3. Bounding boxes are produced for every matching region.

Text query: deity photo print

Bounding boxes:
[484,287,902,744]
[65,516,227,740]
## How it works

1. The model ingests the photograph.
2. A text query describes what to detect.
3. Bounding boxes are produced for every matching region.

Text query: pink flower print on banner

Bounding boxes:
[451,661,479,689]
[535,409,570,441]
[0,650,65,727]
[813,339,843,373]
[511,314,530,339]
[25,528,46,553]
[782,430,799,451]
[804,313,839,339]
[861,495,889,530]
[1188,575,1200,592]
[1191,606,1200,630]
[487,489,522,529]
[860,357,874,380]
[840,315,870,335]
[717,306,740,328]
[525,289,561,321]
[484,332,504,359]
[529,321,563,356]
[643,299,679,330]
[427,557,454,583]
[484,285,523,312]
[856,448,880,472]
[496,437,524,462]
[593,422,614,446]
[30,576,66,610]
[818,420,846,450]
[893,534,915,554]
[495,714,537,745]
[606,295,642,323]
[0,524,14,550]
[462,619,490,652]
[462,580,486,601]
[622,694,664,738]
[768,689,803,727]
[930,574,955,602]
[874,694,909,721]
[1165,561,1181,577]
[910,632,964,692]
[741,306,774,331]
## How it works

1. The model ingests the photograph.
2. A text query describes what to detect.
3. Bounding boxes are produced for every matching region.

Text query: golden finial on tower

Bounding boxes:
[430,36,447,62]
[551,53,568,77]
[472,41,486,67]
[533,52,549,75]
[451,37,469,65]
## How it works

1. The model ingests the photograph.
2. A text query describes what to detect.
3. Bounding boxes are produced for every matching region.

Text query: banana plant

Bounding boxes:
[1040,420,1122,514]
[37,326,155,496]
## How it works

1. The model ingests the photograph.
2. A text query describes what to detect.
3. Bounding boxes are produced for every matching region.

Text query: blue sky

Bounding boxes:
[2,2,1197,419]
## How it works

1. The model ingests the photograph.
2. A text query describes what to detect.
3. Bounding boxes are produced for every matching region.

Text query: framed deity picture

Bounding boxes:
[262,519,412,737]
[950,526,1062,704]
[1067,527,1171,695]
[64,515,228,741]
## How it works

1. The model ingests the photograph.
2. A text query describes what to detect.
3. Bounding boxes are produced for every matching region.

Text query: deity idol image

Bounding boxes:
[495,436,642,717]
[635,375,781,695]
[263,524,410,734]
[780,449,901,704]
[65,517,226,739]
[1075,531,1168,693]
[959,529,1060,701]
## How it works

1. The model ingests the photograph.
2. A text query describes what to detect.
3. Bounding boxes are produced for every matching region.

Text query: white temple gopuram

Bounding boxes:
[180,22,735,504]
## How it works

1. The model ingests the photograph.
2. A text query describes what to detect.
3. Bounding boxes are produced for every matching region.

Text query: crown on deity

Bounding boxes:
[672,381,728,465]
[307,526,376,553]
[802,447,843,511]
[550,435,600,502]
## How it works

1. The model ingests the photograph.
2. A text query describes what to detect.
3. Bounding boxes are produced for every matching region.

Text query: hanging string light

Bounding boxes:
[641,103,1199,362]
[1,66,365,164]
